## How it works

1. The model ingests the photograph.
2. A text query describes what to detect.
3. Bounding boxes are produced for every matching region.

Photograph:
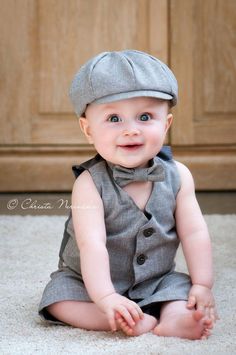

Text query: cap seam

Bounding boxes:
[147,54,175,96]
[159,64,174,96]
[89,52,108,100]
[122,53,137,87]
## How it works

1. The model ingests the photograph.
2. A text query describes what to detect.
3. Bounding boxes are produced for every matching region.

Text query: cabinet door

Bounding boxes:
[170,0,236,189]
[0,0,168,191]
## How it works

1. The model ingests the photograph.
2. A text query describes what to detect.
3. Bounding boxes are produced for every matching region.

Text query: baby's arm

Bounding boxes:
[175,162,218,322]
[71,170,143,331]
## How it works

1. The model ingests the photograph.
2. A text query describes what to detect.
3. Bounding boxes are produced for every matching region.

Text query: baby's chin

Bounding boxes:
[111,161,150,169]
[100,152,153,169]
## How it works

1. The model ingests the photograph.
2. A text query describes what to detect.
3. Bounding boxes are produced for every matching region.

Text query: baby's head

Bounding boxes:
[69,50,178,117]
[69,50,178,167]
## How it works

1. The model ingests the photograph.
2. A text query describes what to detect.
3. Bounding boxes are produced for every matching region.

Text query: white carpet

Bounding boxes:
[0,215,236,355]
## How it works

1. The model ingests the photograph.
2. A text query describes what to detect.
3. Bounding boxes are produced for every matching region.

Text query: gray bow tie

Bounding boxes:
[111,159,165,187]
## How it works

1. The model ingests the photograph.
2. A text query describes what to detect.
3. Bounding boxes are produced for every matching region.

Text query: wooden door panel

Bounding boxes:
[0,0,169,191]
[0,0,35,144]
[171,0,236,145]
[35,0,168,144]
[170,0,236,189]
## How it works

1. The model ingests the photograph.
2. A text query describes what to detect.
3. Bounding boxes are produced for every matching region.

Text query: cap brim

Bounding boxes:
[93,90,174,106]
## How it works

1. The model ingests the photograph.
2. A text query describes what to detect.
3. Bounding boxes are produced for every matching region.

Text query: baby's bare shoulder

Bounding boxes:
[72,169,101,202]
[174,160,195,195]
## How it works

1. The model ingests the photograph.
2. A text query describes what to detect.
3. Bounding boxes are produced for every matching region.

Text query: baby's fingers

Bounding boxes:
[116,306,136,328]
[107,311,117,332]
[128,303,144,322]
[186,295,197,309]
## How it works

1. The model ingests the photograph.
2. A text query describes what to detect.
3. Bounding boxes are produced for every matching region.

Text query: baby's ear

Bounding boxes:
[79,117,94,144]
[165,113,173,133]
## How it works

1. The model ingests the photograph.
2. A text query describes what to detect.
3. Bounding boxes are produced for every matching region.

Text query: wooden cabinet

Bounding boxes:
[0,0,235,191]
[171,0,236,189]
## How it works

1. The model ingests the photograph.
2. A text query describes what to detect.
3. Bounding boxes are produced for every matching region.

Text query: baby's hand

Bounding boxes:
[96,292,143,331]
[187,284,219,323]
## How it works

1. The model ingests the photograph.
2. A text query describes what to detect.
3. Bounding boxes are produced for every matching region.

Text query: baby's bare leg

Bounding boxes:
[47,301,157,335]
[153,300,213,340]
[47,301,111,330]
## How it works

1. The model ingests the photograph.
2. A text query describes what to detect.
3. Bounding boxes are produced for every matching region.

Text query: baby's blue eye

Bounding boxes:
[139,113,151,121]
[108,115,121,122]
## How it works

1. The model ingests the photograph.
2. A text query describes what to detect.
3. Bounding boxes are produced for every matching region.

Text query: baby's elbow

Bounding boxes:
[79,238,106,254]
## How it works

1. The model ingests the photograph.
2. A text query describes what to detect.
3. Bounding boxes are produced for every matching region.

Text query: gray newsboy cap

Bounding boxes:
[69,50,178,116]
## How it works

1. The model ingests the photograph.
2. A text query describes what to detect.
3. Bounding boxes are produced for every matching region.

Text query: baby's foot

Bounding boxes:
[116,313,157,336]
[153,309,213,340]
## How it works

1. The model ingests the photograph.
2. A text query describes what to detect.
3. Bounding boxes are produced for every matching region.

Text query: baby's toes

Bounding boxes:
[203,328,211,337]
[124,326,134,336]
[203,317,213,329]
[201,328,211,340]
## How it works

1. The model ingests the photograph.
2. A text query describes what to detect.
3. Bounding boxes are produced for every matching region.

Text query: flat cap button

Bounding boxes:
[143,228,155,237]
[137,254,146,265]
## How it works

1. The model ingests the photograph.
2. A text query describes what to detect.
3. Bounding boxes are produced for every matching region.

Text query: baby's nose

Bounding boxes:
[122,123,141,136]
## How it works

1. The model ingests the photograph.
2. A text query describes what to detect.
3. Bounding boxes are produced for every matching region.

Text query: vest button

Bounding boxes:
[137,254,146,265]
[143,228,154,237]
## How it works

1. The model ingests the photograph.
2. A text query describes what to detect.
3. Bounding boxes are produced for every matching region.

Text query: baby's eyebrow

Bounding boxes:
[92,103,117,113]
[137,106,158,112]
[102,104,120,111]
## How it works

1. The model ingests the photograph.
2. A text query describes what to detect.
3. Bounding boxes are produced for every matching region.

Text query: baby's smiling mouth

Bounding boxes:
[118,143,143,150]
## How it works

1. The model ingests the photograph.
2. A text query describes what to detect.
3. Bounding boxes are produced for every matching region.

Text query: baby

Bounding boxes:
[39,50,218,339]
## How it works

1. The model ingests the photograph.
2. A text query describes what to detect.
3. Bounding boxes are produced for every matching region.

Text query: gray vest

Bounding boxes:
[59,147,180,301]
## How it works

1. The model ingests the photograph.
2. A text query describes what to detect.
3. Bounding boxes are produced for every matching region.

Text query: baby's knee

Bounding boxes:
[46,301,70,320]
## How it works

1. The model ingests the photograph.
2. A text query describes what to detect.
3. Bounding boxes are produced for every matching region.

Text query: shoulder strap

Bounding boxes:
[72,154,103,178]
[157,145,172,161]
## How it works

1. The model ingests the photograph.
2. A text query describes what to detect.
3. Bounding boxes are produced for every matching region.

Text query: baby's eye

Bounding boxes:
[139,113,151,121]
[108,115,121,122]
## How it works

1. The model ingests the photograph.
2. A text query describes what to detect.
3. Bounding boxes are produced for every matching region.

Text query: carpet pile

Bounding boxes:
[0,215,236,354]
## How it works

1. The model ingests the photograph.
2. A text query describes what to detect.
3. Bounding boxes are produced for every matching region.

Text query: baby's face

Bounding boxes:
[80,97,172,168]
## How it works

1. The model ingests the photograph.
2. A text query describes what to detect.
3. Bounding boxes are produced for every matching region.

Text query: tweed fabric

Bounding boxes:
[111,158,165,187]
[39,148,191,320]
[69,50,178,116]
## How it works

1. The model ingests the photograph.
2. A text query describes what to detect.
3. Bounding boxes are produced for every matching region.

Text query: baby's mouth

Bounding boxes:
[118,143,143,150]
